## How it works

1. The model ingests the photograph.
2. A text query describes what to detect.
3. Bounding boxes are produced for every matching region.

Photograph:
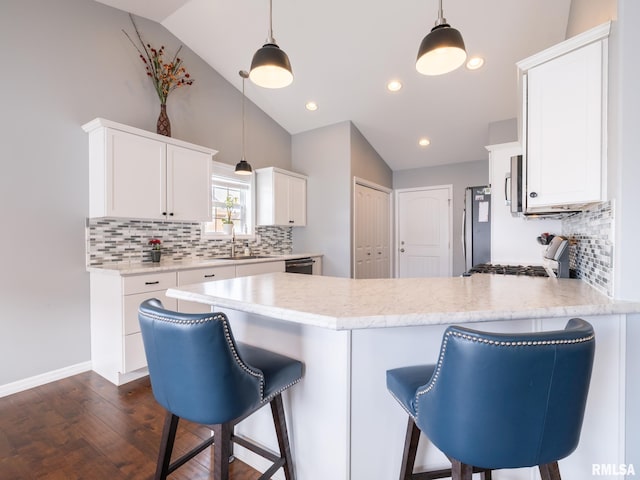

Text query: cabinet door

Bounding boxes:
[107,130,166,219]
[123,291,176,373]
[288,175,307,226]
[526,41,603,208]
[273,171,292,225]
[166,145,212,221]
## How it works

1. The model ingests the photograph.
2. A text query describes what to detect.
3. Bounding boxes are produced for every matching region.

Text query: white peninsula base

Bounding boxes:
[167,273,635,480]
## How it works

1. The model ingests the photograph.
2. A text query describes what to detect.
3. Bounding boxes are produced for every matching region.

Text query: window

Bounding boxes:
[203,162,254,236]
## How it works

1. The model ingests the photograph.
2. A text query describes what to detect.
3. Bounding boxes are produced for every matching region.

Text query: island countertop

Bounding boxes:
[167,272,640,330]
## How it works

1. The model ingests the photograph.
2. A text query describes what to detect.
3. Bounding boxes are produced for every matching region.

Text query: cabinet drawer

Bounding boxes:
[123,332,147,373]
[124,292,177,335]
[123,272,176,295]
[236,261,285,277]
[178,266,236,286]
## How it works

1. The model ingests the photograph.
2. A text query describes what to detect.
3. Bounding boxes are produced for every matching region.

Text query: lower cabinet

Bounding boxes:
[177,265,236,313]
[90,271,177,386]
[90,259,289,385]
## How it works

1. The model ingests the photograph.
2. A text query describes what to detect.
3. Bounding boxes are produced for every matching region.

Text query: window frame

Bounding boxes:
[202,161,256,240]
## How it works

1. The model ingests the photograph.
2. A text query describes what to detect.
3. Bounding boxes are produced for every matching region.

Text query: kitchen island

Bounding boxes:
[167,273,639,480]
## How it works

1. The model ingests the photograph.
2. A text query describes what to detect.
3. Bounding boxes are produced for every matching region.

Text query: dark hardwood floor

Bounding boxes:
[0,371,262,479]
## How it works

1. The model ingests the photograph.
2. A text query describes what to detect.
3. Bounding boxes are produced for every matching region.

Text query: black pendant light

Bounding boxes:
[249,0,293,89]
[416,0,467,76]
[235,71,253,175]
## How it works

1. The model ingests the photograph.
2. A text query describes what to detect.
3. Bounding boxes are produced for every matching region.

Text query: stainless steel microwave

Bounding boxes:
[506,155,579,217]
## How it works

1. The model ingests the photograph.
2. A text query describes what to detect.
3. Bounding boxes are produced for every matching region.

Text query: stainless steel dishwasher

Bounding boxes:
[284,257,315,275]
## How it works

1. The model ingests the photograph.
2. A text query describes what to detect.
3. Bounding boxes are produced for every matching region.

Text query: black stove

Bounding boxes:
[468,263,549,277]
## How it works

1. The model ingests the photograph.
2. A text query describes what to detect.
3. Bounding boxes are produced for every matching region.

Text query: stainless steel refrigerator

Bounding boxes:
[463,186,491,271]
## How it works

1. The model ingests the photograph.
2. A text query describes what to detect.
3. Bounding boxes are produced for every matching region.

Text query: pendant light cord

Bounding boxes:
[241,73,246,159]
[266,0,275,43]
[435,0,447,26]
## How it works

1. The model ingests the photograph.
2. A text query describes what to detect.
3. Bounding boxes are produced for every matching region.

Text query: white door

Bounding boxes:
[396,187,452,277]
[354,183,391,279]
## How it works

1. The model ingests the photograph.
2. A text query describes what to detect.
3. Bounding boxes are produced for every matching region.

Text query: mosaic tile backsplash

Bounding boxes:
[86,218,292,266]
[562,201,614,297]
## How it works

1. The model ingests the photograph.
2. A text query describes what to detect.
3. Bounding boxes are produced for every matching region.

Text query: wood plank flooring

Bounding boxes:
[0,371,262,479]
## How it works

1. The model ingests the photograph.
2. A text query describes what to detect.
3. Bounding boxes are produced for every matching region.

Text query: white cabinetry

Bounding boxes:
[83,118,216,221]
[256,167,307,226]
[518,22,609,212]
[90,271,177,386]
[177,265,236,313]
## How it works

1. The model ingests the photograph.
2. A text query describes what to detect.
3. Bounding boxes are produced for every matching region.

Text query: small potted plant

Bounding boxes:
[148,238,162,262]
[222,195,237,235]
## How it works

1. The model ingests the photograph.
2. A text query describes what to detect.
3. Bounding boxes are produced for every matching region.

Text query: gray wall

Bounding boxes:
[566,0,617,37]
[393,160,489,276]
[350,124,393,188]
[613,0,640,473]
[292,122,352,277]
[0,0,290,386]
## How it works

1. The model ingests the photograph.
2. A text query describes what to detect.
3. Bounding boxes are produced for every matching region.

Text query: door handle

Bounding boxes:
[400,248,405,253]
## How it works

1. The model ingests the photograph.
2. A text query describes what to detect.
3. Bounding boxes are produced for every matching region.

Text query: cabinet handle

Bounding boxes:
[169,212,174,216]
[529,192,538,198]
[204,274,216,278]
[289,220,294,224]
[400,248,405,253]
[145,281,160,285]
[162,212,167,216]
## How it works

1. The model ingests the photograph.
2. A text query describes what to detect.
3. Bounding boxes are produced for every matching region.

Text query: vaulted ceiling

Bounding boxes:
[95,0,571,170]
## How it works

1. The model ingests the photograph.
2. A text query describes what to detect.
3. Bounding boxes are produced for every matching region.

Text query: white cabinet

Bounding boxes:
[90,271,177,386]
[517,23,609,212]
[83,118,216,221]
[256,167,307,226]
[177,265,236,313]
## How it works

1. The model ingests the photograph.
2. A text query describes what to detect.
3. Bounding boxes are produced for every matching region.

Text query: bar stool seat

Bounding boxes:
[138,298,303,480]
[386,319,595,480]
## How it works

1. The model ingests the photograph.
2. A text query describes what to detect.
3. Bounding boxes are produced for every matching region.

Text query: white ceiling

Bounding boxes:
[96,0,571,171]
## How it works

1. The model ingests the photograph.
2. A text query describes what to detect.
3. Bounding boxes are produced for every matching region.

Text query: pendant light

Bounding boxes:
[416,0,467,76]
[235,71,253,175]
[249,0,293,89]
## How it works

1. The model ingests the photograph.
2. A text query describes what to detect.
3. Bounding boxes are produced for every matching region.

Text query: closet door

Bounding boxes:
[354,183,391,279]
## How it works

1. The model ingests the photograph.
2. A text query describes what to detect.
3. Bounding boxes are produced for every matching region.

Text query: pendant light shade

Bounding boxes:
[235,70,253,176]
[250,0,293,88]
[416,0,466,76]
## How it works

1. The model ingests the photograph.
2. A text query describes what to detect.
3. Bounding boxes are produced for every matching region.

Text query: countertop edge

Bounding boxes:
[87,253,323,275]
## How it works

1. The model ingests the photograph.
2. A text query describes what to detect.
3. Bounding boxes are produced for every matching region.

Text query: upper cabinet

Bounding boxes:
[256,167,307,227]
[517,22,610,212]
[83,118,217,222]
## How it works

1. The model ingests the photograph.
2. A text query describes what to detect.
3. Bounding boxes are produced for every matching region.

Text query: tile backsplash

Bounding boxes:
[562,201,614,297]
[86,218,292,266]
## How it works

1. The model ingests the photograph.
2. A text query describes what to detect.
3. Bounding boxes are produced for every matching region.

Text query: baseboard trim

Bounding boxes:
[0,361,92,398]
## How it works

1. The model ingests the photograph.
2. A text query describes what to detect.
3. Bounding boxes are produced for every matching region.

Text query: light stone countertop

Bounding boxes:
[86,253,322,276]
[167,272,640,330]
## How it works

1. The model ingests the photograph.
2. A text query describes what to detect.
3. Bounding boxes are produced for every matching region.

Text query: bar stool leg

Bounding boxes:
[539,461,562,480]
[399,417,421,480]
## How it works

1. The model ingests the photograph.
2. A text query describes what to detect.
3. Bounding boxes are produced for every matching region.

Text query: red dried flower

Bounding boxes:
[123,15,194,105]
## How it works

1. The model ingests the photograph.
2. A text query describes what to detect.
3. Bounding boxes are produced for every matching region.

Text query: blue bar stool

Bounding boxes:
[138,298,303,480]
[386,318,595,480]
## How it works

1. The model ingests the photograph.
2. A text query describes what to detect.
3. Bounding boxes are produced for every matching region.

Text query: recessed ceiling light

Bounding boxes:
[305,101,318,111]
[466,56,485,70]
[418,138,431,147]
[387,80,402,92]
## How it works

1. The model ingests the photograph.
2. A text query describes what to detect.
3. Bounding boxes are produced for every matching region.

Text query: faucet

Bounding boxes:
[230,228,235,257]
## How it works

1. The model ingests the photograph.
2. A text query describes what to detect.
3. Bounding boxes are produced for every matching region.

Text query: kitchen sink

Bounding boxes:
[214,255,273,260]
